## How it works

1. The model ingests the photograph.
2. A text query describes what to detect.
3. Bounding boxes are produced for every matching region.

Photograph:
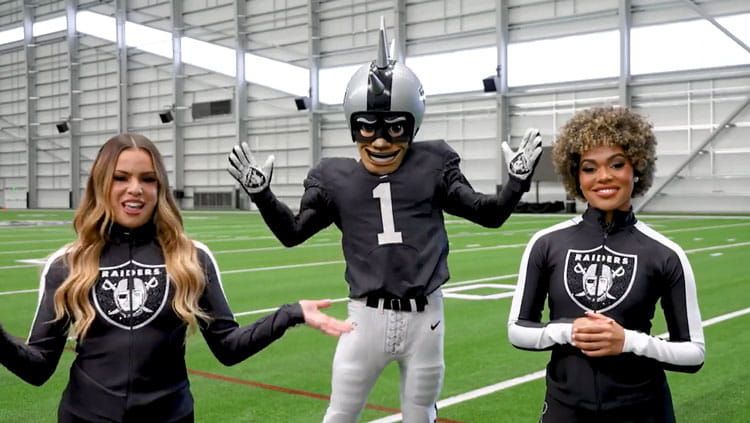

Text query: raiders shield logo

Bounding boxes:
[564,245,637,312]
[92,260,169,330]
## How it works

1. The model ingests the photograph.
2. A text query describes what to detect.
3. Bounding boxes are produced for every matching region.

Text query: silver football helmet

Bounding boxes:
[343,17,425,142]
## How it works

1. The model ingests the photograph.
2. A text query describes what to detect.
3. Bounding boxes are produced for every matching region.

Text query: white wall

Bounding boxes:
[0,0,748,213]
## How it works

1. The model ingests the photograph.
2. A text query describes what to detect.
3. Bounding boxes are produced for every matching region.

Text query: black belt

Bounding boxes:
[365,296,428,312]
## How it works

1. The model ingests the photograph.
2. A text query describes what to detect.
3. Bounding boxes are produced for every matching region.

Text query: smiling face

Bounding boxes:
[109,148,158,229]
[353,113,412,175]
[578,144,635,221]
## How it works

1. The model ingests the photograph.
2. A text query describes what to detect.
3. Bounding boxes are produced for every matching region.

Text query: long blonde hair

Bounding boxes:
[54,133,208,340]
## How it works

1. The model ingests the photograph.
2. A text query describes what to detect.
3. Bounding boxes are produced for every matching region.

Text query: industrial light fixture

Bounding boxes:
[482,76,498,92]
[56,121,69,133]
[483,66,502,93]
[158,110,174,123]
[294,96,311,111]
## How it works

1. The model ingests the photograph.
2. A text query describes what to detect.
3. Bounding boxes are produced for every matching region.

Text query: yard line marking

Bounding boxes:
[0,288,37,296]
[365,307,750,423]
[220,260,345,274]
[0,249,56,255]
[684,241,750,253]
[436,370,546,409]
[212,242,340,254]
[701,307,750,326]
[0,237,72,245]
[660,222,750,233]
[451,243,527,252]
[0,264,43,270]
[2,238,748,291]
[232,276,520,317]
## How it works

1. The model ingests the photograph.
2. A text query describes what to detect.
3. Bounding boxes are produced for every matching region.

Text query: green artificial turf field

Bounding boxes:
[0,209,747,422]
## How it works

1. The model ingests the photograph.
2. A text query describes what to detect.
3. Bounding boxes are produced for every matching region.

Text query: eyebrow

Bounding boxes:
[384,116,407,124]
[355,116,377,124]
[580,153,627,164]
[113,169,157,177]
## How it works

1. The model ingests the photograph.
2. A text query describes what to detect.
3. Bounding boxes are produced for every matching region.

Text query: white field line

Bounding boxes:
[660,222,750,234]
[0,241,528,271]
[1,236,749,289]
[3,219,747,267]
[684,241,750,253]
[220,260,345,274]
[366,306,750,423]
[232,275,520,317]
[0,288,37,296]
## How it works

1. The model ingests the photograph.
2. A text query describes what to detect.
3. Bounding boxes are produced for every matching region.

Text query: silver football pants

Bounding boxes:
[323,290,444,423]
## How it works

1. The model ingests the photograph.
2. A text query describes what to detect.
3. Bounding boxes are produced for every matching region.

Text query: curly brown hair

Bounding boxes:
[552,106,656,201]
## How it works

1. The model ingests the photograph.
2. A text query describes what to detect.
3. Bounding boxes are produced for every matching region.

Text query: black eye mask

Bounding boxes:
[351,113,414,144]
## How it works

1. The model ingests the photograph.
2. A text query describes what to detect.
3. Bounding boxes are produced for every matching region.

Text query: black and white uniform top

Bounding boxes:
[508,207,705,410]
[0,222,304,422]
[251,140,530,299]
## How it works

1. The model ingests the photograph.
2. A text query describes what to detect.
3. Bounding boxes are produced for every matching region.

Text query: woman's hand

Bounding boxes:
[299,300,354,337]
[571,312,625,357]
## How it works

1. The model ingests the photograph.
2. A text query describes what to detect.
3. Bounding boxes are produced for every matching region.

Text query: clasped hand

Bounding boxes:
[571,312,625,357]
[227,142,274,195]
[501,128,543,181]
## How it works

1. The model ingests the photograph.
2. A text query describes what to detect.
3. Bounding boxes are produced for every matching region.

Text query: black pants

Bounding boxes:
[540,383,676,423]
[58,406,194,423]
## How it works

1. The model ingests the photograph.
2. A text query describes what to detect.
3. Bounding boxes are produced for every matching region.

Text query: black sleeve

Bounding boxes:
[0,251,70,386]
[442,148,530,228]
[195,243,305,366]
[249,165,334,247]
[658,249,704,372]
[507,233,573,351]
[620,241,705,373]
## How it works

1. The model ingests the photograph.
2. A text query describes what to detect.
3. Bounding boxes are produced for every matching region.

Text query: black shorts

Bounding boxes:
[539,383,676,423]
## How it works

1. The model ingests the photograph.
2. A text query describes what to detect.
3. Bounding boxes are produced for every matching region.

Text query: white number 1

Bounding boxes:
[372,182,403,245]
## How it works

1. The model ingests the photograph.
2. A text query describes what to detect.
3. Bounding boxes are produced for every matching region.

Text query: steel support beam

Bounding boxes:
[171,0,185,204]
[635,95,750,212]
[23,2,37,209]
[66,0,81,208]
[393,0,406,64]
[618,0,631,107]
[115,0,128,134]
[680,0,750,56]
[496,0,510,187]
[234,0,248,149]
[308,0,322,165]
[234,0,249,209]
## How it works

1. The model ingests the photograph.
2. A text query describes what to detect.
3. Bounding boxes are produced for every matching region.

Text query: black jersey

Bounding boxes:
[0,222,304,422]
[508,207,705,411]
[251,140,529,298]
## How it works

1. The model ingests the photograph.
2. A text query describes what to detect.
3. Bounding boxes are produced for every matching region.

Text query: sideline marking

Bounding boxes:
[442,283,516,300]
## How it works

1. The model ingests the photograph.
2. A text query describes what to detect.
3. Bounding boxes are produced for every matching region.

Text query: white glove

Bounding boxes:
[501,128,543,181]
[227,142,274,195]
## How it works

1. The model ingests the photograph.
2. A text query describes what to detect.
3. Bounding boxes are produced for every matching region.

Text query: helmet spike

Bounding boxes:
[389,39,399,63]
[375,16,389,69]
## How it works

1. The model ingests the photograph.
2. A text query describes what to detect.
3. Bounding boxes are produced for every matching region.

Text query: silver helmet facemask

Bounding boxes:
[343,18,425,143]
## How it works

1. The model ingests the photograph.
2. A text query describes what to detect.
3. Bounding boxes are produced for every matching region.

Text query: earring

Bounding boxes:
[634,176,640,183]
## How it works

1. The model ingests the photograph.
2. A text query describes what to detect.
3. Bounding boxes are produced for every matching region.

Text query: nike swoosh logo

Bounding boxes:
[430,321,441,331]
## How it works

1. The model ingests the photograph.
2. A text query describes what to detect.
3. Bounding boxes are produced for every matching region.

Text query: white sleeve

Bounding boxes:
[508,321,573,350]
[622,329,704,366]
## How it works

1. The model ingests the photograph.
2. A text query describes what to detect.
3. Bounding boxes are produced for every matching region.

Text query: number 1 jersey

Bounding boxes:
[251,140,530,298]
